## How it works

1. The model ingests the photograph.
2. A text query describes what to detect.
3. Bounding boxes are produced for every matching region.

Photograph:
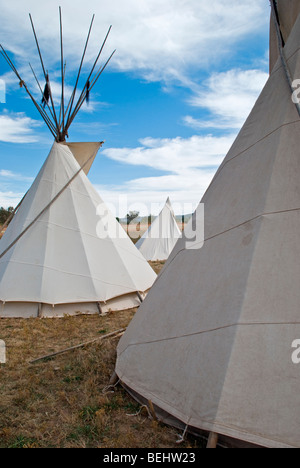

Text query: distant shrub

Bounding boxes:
[0,206,14,226]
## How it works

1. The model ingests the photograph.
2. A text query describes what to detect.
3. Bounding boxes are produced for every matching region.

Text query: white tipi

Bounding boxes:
[0,10,156,318]
[0,143,156,317]
[116,1,300,448]
[136,197,181,261]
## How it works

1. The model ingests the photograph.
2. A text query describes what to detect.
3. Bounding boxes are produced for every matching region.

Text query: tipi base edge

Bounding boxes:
[117,380,287,449]
[0,291,148,318]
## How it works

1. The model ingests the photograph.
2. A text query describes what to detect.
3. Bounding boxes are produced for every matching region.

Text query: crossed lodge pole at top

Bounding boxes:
[0,6,116,142]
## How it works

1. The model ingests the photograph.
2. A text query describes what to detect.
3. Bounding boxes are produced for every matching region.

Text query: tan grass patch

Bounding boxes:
[0,261,202,448]
[149,261,166,275]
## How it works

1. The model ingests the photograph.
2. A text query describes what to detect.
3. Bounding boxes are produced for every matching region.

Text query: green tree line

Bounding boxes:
[0,207,14,226]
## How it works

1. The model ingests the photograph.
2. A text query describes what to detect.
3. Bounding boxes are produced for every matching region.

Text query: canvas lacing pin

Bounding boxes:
[102,381,120,394]
[176,423,189,444]
[102,371,120,394]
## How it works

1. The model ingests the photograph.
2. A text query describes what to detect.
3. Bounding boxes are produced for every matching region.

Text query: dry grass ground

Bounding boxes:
[121,222,186,245]
[0,262,203,449]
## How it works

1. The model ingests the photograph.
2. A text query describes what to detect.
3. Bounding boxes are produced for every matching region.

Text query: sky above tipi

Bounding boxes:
[0,0,270,216]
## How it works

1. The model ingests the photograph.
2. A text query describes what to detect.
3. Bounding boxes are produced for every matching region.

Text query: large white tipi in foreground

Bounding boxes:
[136,197,181,261]
[0,11,156,318]
[116,1,300,448]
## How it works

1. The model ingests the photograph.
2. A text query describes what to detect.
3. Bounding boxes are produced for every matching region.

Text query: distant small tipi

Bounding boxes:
[136,197,181,261]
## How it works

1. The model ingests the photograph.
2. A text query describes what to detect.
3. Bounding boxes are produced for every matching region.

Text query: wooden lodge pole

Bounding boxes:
[206,432,219,449]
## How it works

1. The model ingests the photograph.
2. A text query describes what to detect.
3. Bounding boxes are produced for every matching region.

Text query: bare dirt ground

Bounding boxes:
[0,262,203,449]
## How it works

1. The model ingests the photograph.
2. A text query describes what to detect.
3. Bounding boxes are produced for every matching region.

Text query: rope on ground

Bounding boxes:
[126,405,152,419]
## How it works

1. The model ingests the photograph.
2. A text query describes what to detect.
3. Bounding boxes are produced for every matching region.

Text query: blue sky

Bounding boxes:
[0,0,270,216]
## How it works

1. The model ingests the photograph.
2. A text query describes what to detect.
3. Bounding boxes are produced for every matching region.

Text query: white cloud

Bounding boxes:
[99,133,236,216]
[99,66,269,215]
[0,169,33,182]
[0,191,24,208]
[96,184,201,217]
[185,69,268,129]
[103,134,235,173]
[0,112,41,143]
[100,66,269,215]
[0,0,269,86]
[0,79,5,103]
[0,1,270,214]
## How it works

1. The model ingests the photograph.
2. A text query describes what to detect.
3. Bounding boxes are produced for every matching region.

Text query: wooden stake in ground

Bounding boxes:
[148,400,158,421]
[206,432,219,449]
[29,328,125,364]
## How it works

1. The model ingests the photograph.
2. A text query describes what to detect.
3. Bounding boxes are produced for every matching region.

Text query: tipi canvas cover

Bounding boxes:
[136,198,181,261]
[116,3,300,448]
[0,143,156,318]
